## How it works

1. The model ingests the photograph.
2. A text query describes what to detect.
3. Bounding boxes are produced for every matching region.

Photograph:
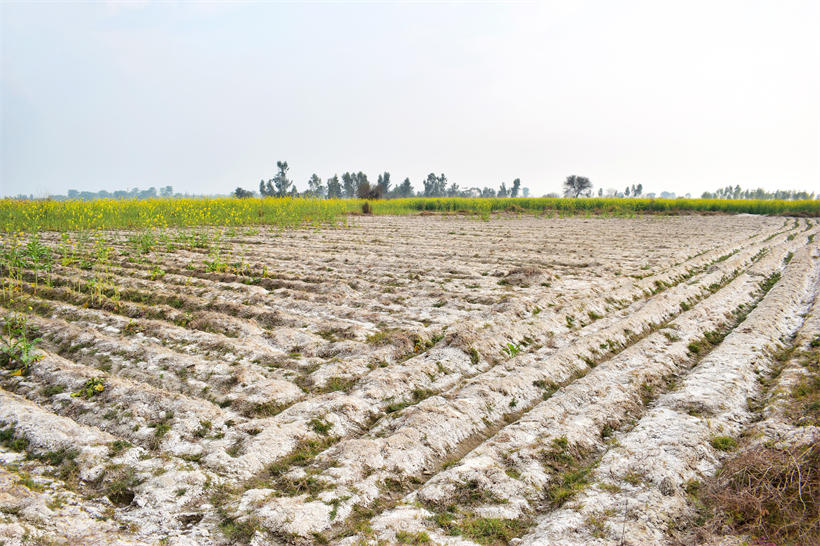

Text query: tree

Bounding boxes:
[437,174,447,196]
[356,179,372,199]
[498,182,509,197]
[522,187,530,197]
[563,175,592,198]
[625,186,630,197]
[233,187,254,198]
[356,178,383,199]
[138,187,157,199]
[326,175,342,199]
[421,173,447,197]
[353,172,370,198]
[598,188,603,197]
[160,186,174,197]
[423,173,439,197]
[341,173,355,198]
[377,172,391,197]
[307,173,324,198]
[273,161,291,196]
[510,178,521,198]
[397,178,413,198]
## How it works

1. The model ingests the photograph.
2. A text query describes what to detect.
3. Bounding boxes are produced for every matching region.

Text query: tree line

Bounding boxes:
[6,170,816,202]
[237,161,531,199]
[242,166,673,201]
[21,186,179,201]
[700,186,816,201]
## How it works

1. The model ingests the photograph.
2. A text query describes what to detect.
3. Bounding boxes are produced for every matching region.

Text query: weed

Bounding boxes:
[218,515,263,543]
[250,401,286,417]
[386,388,435,413]
[445,479,506,507]
[395,530,431,544]
[194,420,212,438]
[0,314,44,375]
[316,376,355,393]
[0,426,28,451]
[267,437,337,478]
[758,271,781,294]
[70,377,105,399]
[687,341,703,355]
[783,251,794,265]
[533,379,558,400]
[42,383,66,396]
[586,513,608,538]
[108,440,132,457]
[697,441,819,543]
[309,418,333,435]
[622,470,646,485]
[710,435,737,451]
[640,382,655,404]
[501,343,521,358]
[458,516,529,543]
[96,464,140,506]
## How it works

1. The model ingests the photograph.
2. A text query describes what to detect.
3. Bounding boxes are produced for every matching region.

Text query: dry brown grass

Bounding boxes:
[697,440,819,545]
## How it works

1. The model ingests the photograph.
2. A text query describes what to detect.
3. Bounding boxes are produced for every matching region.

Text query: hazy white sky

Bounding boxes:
[1,0,819,197]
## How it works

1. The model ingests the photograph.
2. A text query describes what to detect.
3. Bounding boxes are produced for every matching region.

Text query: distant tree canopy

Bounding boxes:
[701,185,816,201]
[355,176,383,199]
[352,172,370,198]
[326,175,342,199]
[18,162,817,204]
[563,175,593,198]
[306,174,325,198]
[397,178,414,198]
[259,161,292,197]
[341,173,355,198]
[423,173,448,197]
[377,172,391,196]
[233,187,254,198]
[511,178,521,198]
[45,186,178,201]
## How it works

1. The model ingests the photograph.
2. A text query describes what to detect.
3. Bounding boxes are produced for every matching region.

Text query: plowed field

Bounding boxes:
[1,215,817,545]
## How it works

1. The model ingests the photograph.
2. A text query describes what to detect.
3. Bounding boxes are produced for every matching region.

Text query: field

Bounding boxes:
[2,196,820,232]
[1,212,819,545]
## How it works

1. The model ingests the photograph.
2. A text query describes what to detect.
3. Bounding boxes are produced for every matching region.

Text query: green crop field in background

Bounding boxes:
[1,197,818,233]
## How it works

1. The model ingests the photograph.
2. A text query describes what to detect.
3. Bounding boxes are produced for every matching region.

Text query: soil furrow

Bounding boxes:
[520,246,819,545]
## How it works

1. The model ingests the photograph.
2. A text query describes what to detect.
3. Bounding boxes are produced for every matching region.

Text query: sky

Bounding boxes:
[1,0,819,198]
